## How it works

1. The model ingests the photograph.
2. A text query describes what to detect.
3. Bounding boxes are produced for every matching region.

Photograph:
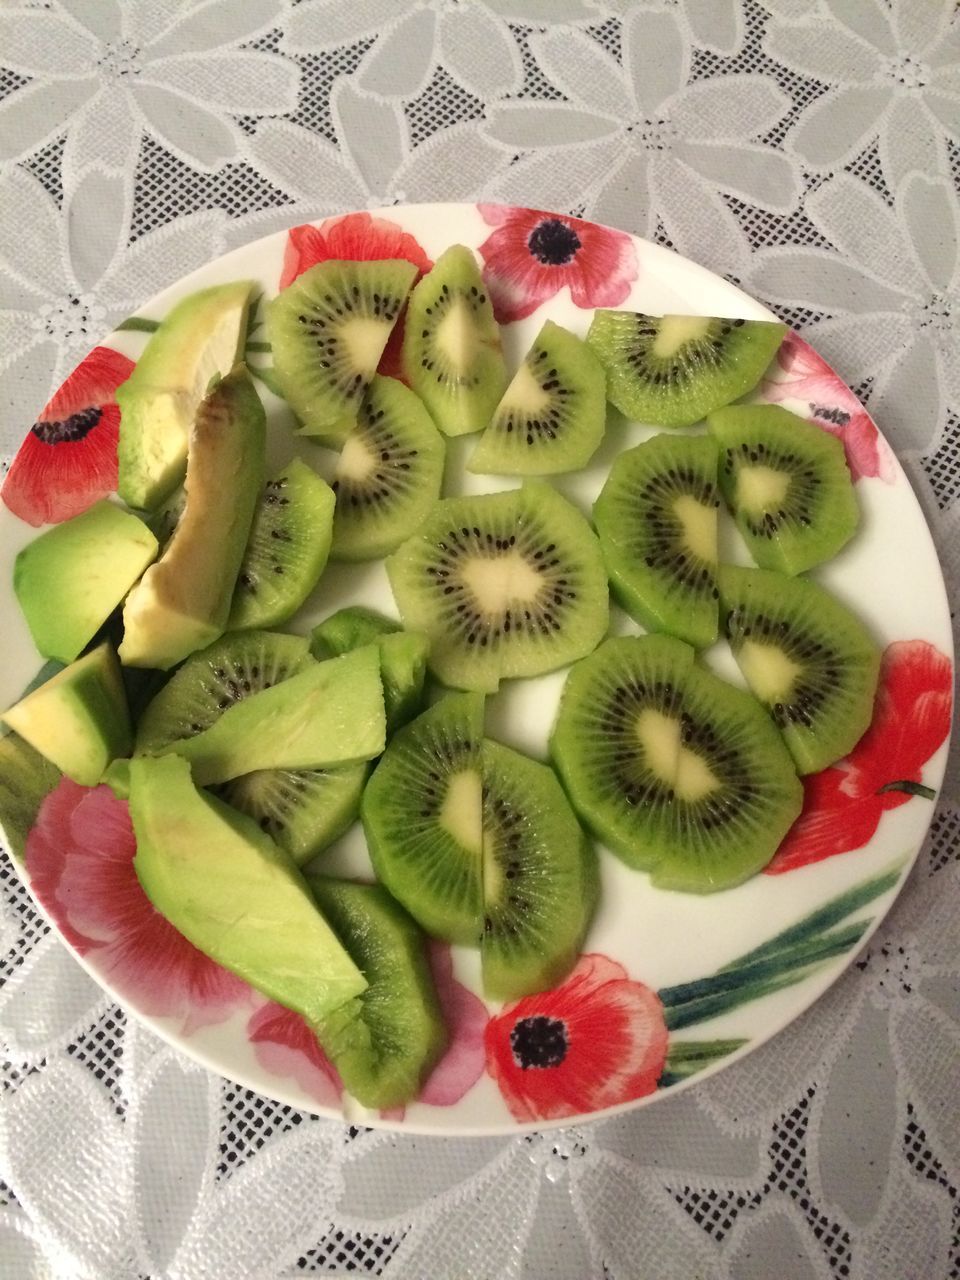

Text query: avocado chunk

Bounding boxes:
[14,500,158,663]
[1,643,131,787]
[309,611,428,733]
[0,730,62,861]
[129,755,366,1026]
[117,281,253,510]
[119,367,266,670]
[141,645,386,785]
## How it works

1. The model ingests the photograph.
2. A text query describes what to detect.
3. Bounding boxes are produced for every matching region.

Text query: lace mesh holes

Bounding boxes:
[66,1007,126,1111]
[924,415,960,511]
[297,1229,402,1274]
[406,67,483,146]
[217,1085,311,1179]
[904,1106,960,1279]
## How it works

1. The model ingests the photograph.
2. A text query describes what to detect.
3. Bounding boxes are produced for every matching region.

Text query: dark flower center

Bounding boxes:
[32,406,102,446]
[527,219,581,267]
[510,1015,568,1069]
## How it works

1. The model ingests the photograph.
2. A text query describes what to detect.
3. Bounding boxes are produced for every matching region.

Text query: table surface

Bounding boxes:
[1,2,958,1277]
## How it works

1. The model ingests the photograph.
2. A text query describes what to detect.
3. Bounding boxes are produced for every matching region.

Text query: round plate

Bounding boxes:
[0,203,952,1135]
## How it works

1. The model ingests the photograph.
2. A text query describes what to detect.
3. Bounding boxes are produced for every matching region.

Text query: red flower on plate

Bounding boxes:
[485,953,669,1122]
[477,204,638,324]
[279,213,433,381]
[760,331,895,483]
[25,780,251,1031]
[766,640,953,874]
[2,346,134,527]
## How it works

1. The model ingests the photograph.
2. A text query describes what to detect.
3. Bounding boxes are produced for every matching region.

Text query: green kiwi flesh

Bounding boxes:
[310,606,400,658]
[268,258,418,446]
[594,433,720,648]
[587,312,786,428]
[709,404,859,574]
[229,458,335,630]
[330,374,445,562]
[386,481,610,692]
[468,320,607,475]
[402,245,508,437]
[480,739,598,1000]
[719,564,880,774]
[551,634,803,892]
[309,610,428,734]
[307,876,446,1109]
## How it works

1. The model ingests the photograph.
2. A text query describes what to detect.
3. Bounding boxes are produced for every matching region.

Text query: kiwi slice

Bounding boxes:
[268,258,418,446]
[480,739,597,1001]
[593,433,720,648]
[551,634,803,892]
[468,321,606,476]
[330,374,445,562]
[362,692,485,946]
[587,312,786,428]
[402,244,508,437]
[310,606,400,657]
[228,458,335,630]
[309,609,428,734]
[386,481,610,693]
[709,404,859,574]
[719,564,880,774]
[307,876,446,1109]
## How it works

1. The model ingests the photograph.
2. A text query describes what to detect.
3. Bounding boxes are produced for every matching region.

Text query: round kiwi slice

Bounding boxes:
[386,481,610,693]
[267,257,418,446]
[402,244,508,437]
[468,320,607,476]
[551,634,803,893]
[480,739,598,1001]
[362,692,485,946]
[719,564,880,774]
[594,433,720,648]
[587,311,786,428]
[329,374,445,562]
[228,458,335,630]
[708,404,859,574]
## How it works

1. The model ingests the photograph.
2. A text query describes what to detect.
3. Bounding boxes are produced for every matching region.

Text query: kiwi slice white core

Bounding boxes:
[634,708,720,801]
[674,495,717,561]
[737,639,803,703]
[439,769,482,853]
[652,314,713,358]
[343,316,396,375]
[336,432,377,483]
[435,300,477,375]
[460,550,543,616]
[736,465,790,513]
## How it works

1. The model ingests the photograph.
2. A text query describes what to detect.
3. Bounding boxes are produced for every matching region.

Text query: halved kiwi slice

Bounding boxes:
[307,876,446,1110]
[594,433,720,648]
[309,608,428,734]
[587,312,786,427]
[329,374,445,562]
[551,634,803,892]
[402,244,508,437]
[386,481,610,692]
[268,258,418,446]
[719,564,880,774]
[709,404,859,574]
[362,692,485,946]
[229,458,335,630]
[468,320,606,475]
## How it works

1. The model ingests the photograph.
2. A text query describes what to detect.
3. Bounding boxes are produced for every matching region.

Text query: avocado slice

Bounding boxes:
[117,281,253,511]
[144,646,386,785]
[14,500,159,663]
[1,643,131,787]
[119,367,266,670]
[129,755,366,1025]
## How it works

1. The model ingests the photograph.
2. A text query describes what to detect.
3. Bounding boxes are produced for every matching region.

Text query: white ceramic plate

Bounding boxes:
[0,203,952,1135]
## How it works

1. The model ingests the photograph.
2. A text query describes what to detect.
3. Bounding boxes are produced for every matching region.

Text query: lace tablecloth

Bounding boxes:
[1,2,958,1276]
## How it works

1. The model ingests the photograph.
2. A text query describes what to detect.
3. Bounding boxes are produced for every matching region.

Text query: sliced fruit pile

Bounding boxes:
[1,240,883,1111]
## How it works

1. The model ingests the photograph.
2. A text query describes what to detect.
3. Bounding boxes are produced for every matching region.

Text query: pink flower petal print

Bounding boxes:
[247,1000,343,1109]
[419,941,488,1106]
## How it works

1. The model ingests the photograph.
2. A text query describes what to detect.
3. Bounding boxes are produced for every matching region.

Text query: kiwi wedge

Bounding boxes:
[307,876,447,1109]
[594,433,720,648]
[310,606,400,656]
[402,244,508,437]
[268,258,418,446]
[551,634,803,892]
[587,312,786,428]
[468,320,606,475]
[709,404,859,574]
[719,565,880,774]
[386,481,610,693]
[309,608,428,734]
[229,458,335,630]
[330,374,445,562]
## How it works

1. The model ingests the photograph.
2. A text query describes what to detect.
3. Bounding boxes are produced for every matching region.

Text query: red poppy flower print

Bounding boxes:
[760,332,894,483]
[25,780,251,1031]
[477,204,638,325]
[485,953,669,1122]
[767,640,952,874]
[2,346,134,527]
[279,213,433,381]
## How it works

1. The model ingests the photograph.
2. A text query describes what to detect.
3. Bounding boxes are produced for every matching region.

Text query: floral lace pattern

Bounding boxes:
[1,1,958,1276]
